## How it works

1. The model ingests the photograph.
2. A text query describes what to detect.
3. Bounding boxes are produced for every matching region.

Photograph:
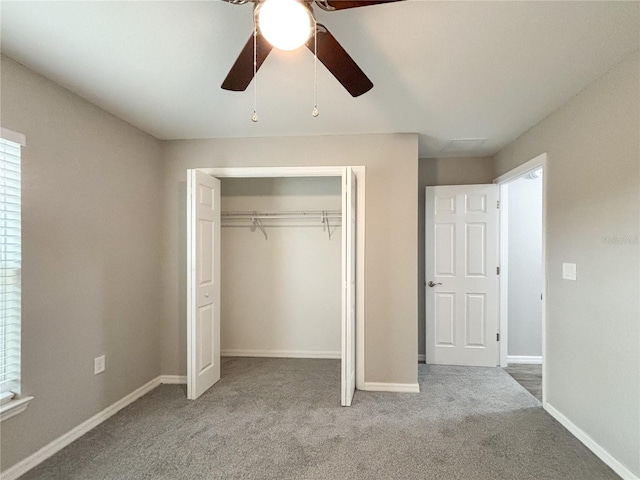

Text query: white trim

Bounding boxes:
[545,403,639,480]
[0,127,26,146]
[0,377,161,480]
[507,355,543,365]
[493,153,547,184]
[540,155,548,406]
[498,183,510,367]
[352,166,366,391]
[192,166,366,393]
[362,382,420,393]
[159,375,187,384]
[200,166,344,178]
[221,350,341,359]
[418,354,426,362]
[494,152,547,406]
[186,169,196,399]
[0,396,33,422]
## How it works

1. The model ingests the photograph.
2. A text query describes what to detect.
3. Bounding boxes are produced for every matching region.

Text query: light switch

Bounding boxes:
[562,263,577,281]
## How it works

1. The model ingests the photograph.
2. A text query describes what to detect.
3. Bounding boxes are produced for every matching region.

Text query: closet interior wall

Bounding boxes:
[220,177,342,358]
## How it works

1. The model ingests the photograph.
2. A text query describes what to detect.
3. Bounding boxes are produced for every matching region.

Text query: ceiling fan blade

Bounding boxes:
[306,24,373,97]
[317,0,402,11]
[221,32,273,92]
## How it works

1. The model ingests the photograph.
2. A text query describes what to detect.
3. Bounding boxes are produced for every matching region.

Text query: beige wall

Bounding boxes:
[417,157,495,356]
[161,134,419,385]
[0,56,164,471]
[495,52,640,476]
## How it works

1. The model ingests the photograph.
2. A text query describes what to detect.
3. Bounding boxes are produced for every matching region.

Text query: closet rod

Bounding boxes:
[221,210,341,219]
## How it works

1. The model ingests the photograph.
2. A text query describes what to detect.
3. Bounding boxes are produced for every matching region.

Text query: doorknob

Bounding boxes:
[205,293,210,298]
[428,281,442,287]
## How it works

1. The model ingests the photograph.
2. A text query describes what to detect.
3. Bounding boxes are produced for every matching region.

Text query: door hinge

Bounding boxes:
[497,266,500,275]
[497,200,500,209]
[497,333,500,342]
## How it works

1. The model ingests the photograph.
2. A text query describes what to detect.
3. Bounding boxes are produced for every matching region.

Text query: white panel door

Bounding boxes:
[341,168,357,406]
[187,169,221,399]
[425,185,499,366]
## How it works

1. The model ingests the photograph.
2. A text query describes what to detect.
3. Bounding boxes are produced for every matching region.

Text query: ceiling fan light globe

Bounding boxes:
[258,0,312,51]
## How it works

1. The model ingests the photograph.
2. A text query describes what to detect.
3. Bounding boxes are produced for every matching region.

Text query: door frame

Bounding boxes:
[191,166,367,391]
[494,152,547,405]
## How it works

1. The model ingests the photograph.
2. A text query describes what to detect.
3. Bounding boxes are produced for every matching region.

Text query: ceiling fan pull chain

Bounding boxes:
[312,20,319,118]
[251,7,259,123]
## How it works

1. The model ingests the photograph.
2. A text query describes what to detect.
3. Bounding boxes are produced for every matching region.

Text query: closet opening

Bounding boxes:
[186,166,365,407]
[221,175,342,403]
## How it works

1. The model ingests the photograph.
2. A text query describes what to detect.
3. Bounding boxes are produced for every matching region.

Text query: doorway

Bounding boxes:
[495,153,547,403]
[186,166,365,407]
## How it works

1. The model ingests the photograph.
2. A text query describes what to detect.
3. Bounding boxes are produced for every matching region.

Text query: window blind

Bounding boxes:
[0,138,21,399]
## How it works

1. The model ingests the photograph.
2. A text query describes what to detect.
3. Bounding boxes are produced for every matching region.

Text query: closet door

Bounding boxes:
[341,167,357,406]
[187,169,221,400]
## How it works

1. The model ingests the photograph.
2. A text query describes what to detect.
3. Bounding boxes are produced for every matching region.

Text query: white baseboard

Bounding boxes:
[362,382,420,393]
[418,354,426,362]
[545,403,638,480]
[221,349,341,360]
[507,355,543,365]
[159,375,187,384]
[1,376,162,480]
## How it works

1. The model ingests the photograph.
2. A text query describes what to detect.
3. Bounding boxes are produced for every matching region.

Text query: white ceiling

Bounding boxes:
[1,1,638,157]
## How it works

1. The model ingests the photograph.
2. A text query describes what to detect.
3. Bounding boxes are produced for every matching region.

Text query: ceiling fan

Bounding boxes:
[221,0,403,97]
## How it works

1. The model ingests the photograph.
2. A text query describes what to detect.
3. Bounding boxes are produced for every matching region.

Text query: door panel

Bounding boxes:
[465,193,487,213]
[188,169,221,399]
[426,184,499,367]
[198,304,214,372]
[435,223,455,276]
[465,293,486,347]
[198,219,214,285]
[435,293,455,346]
[465,223,486,277]
[436,195,456,214]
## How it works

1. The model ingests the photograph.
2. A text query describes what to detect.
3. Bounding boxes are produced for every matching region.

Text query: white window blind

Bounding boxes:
[0,137,21,401]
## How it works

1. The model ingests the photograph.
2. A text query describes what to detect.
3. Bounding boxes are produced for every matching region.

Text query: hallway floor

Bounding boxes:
[504,363,543,401]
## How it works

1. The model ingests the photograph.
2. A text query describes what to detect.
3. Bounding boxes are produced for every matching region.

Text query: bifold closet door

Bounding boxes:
[187,169,221,400]
[341,167,357,406]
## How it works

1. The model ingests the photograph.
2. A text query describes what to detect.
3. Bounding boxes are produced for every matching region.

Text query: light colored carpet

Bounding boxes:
[20,358,617,479]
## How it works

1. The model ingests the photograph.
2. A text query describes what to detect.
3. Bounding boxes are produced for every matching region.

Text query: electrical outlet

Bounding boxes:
[94,355,105,375]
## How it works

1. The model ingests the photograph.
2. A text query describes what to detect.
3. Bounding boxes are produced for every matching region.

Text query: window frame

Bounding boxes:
[0,127,32,422]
